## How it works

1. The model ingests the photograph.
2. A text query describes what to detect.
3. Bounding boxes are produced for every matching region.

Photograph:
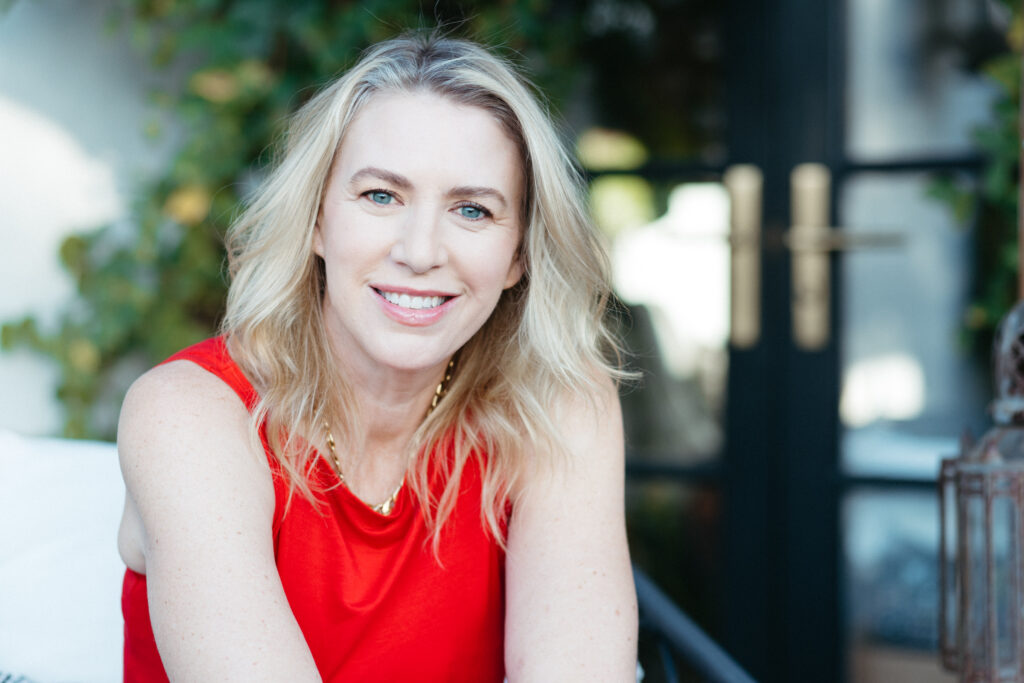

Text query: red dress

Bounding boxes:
[121,337,506,681]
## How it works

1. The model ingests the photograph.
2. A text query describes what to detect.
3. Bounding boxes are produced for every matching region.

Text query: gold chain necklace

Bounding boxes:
[324,359,454,515]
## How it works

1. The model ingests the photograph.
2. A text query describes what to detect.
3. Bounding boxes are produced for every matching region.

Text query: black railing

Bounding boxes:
[635,568,757,683]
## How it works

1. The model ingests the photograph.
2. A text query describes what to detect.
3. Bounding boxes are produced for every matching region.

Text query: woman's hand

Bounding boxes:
[504,376,638,682]
[118,361,322,682]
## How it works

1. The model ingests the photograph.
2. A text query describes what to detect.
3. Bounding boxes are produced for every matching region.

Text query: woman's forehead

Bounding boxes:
[335,91,523,184]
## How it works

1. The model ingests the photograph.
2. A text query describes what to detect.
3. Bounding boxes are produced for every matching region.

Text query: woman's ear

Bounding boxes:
[504,253,524,289]
[313,213,325,258]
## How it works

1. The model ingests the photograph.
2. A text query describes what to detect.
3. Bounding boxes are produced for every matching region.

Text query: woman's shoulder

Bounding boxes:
[511,370,623,495]
[117,347,271,504]
[125,336,257,418]
[122,355,247,423]
[551,370,622,445]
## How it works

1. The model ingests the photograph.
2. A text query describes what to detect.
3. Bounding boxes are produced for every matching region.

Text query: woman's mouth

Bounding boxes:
[373,288,452,310]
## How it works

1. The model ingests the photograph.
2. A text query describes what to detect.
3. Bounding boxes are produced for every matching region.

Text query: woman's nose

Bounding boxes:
[390,208,447,273]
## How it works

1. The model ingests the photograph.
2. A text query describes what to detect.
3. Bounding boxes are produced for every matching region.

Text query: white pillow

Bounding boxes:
[0,430,124,683]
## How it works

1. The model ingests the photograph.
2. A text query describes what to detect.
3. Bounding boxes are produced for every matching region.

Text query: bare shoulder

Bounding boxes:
[552,372,622,450]
[522,371,624,494]
[119,359,253,450]
[118,360,274,566]
[119,359,266,490]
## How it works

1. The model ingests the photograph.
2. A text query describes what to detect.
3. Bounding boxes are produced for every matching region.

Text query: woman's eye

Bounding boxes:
[457,204,489,220]
[367,190,393,205]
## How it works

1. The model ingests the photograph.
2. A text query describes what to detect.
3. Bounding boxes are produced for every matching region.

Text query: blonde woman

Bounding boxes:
[117,34,637,682]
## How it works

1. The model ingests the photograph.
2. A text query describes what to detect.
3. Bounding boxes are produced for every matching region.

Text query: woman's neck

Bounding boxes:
[332,350,449,456]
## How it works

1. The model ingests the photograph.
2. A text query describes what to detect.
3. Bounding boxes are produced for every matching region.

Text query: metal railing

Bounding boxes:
[635,568,757,683]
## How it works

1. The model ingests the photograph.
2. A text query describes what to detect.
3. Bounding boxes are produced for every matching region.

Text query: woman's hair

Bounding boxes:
[221,32,625,547]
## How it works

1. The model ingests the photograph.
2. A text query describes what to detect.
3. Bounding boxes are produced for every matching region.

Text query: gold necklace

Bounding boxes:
[324,359,454,515]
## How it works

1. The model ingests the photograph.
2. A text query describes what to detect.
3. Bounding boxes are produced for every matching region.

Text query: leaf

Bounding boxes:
[983,54,1021,93]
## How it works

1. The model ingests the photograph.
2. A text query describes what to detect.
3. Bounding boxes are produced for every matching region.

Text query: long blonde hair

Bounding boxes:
[222,33,624,546]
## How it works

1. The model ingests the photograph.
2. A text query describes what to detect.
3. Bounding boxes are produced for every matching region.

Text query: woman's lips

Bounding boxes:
[372,286,458,326]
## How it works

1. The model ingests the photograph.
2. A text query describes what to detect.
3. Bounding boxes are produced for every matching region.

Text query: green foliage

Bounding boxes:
[1,1,583,439]
[931,2,1021,357]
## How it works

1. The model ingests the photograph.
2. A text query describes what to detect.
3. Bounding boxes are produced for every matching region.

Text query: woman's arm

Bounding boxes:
[118,361,321,681]
[504,376,638,682]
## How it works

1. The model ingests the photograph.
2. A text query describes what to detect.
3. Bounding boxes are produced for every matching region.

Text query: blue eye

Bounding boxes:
[368,191,393,205]
[457,204,487,220]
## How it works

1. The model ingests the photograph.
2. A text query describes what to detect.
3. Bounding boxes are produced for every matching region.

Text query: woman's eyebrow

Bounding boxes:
[348,166,412,190]
[447,186,508,210]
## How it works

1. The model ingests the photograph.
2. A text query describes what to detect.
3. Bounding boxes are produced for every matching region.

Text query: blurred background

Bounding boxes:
[0,0,1018,681]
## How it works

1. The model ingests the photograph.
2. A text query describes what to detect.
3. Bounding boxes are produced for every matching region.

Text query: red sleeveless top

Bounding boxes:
[121,337,506,681]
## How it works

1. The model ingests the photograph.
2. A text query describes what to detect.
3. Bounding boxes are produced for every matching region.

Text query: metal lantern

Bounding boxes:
[941,301,1024,682]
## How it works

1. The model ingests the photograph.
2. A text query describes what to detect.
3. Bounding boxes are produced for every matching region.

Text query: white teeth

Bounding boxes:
[379,290,447,310]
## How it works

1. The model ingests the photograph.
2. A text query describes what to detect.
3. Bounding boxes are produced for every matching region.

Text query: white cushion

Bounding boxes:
[0,430,124,682]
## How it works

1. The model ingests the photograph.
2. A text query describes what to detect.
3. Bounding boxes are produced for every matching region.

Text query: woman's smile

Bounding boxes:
[372,285,460,327]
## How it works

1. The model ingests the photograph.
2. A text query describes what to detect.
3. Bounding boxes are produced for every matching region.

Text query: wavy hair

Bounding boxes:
[221,33,625,547]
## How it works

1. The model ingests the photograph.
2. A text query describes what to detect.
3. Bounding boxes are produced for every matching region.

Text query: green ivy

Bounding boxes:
[929,1,1021,358]
[2,1,585,439]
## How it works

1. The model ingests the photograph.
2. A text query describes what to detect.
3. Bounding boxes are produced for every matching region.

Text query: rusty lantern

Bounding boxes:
[941,301,1024,681]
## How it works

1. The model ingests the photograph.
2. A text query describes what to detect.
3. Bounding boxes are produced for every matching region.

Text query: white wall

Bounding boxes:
[0,1,175,435]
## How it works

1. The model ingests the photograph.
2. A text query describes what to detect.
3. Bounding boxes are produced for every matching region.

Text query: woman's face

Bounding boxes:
[314,91,524,379]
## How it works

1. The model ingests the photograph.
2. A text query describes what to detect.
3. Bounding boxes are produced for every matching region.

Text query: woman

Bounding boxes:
[118,34,637,681]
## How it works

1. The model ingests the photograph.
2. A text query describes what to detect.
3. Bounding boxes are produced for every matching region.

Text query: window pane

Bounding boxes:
[846,0,1001,160]
[839,172,987,478]
[578,2,725,162]
[606,178,729,461]
[844,488,957,683]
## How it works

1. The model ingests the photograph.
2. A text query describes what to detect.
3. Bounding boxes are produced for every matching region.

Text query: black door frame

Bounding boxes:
[721,0,842,680]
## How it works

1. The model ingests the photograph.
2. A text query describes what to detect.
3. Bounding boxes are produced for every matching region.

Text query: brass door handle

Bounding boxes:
[787,163,903,350]
[725,163,902,351]
[724,165,763,349]
[789,163,832,350]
